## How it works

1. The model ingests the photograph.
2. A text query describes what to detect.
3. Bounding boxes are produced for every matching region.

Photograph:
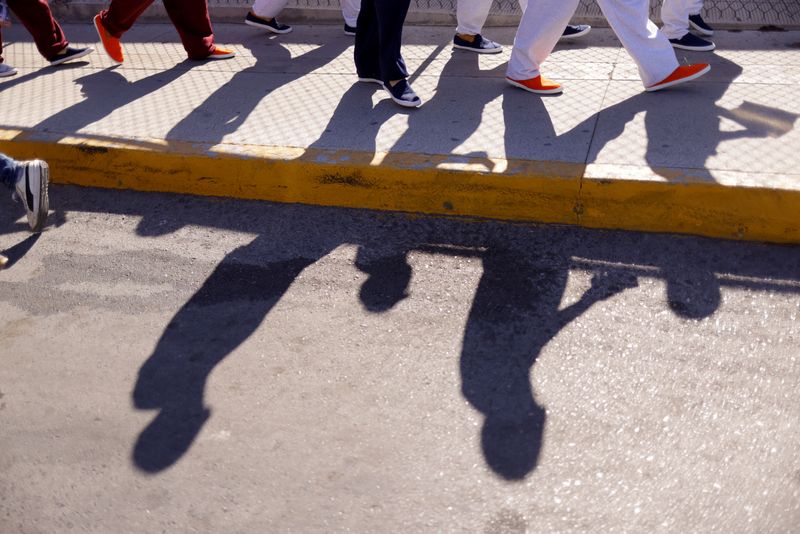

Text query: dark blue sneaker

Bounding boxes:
[244,12,292,34]
[49,46,94,66]
[383,79,422,108]
[453,34,502,54]
[559,24,591,40]
[669,32,715,52]
[688,14,714,36]
[344,23,356,36]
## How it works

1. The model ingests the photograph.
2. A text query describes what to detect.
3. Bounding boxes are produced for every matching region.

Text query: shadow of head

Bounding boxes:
[356,253,412,312]
[665,268,721,319]
[482,411,545,481]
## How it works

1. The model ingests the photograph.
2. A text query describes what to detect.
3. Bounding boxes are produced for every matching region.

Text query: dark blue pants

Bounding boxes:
[354,0,410,83]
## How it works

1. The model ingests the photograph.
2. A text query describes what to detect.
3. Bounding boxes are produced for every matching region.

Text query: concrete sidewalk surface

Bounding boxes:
[1,22,799,243]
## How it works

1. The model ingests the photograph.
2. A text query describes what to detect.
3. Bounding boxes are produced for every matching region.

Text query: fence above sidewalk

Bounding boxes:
[48,0,800,29]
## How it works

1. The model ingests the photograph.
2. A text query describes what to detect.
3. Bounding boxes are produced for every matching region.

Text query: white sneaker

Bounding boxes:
[0,63,17,77]
[14,160,50,232]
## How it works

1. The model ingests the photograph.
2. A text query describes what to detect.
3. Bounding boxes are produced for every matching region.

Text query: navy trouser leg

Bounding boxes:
[354,0,410,84]
[0,152,19,190]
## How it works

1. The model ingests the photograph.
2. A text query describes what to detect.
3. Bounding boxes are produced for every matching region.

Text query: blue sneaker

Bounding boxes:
[560,24,591,40]
[49,46,95,66]
[344,23,356,36]
[453,34,502,54]
[383,79,422,108]
[669,32,715,52]
[244,12,292,34]
[688,14,714,36]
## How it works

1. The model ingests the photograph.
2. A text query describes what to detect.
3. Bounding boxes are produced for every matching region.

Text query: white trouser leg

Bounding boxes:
[598,0,678,86]
[660,0,703,39]
[251,0,289,19]
[455,0,494,35]
[341,0,360,27]
[506,0,578,80]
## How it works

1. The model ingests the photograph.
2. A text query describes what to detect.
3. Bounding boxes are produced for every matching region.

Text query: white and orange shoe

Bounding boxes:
[203,46,236,60]
[94,14,124,63]
[646,64,710,92]
[505,75,562,95]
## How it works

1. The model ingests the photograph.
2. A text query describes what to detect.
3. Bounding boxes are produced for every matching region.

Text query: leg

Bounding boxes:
[0,152,19,190]
[6,0,68,60]
[660,0,691,40]
[162,0,215,59]
[374,0,410,83]
[251,0,289,19]
[455,0,492,36]
[341,0,360,28]
[0,153,49,232]
[354,0,380,78]
[506,0,579,80]
[597,0,677,87]
[99,0,154,38]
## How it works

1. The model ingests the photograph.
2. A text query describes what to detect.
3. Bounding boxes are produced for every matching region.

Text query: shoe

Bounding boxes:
[94,14,124,63]
[344,23,356,36]
[645,63,710,92]
[453,34,502,54]
[357,75,383,85]
[383,79,422,108]
[689,14,714,36]
[244,12,292,34]
[49,46,95,66]
[505,75,562,94]
[0,63,17,77]
[202,46,236,60]
[669,33,715,51]
[14,160,49,232]
[560,24,591,40]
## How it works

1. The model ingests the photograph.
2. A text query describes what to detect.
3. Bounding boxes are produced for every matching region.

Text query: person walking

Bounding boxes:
[661,0,715,52]
[506,0,710,94]
[355,0,420,108]
[0,0,93,78]
[453,0,591,54]
[0,152,49,232]
[93,0,235,63]
[243,0,361,36]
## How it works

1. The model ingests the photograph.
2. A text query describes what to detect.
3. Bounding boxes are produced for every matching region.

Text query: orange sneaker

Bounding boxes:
[203,46,236,60]
[646,63,710,92]
[93,14,123,63]
[505,75,562,95]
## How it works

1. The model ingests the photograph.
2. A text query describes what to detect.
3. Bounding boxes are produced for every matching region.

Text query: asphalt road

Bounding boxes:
[1,186,798,533]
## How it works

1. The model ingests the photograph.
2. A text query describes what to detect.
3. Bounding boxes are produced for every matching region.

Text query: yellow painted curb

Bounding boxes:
[1,130,798,244]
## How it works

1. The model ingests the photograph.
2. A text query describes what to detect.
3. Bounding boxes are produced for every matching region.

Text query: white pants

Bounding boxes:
[251,0,360,26]
[507,0,678,88]
[456,0,531,35]
[661,0,704,39]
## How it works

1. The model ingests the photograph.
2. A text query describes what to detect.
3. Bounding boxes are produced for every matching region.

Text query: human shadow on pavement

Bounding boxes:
[165,34,351,146]
[17,64,193,145]
[503,53,798,179]
[0,233,40,270]
[27,189,796,476]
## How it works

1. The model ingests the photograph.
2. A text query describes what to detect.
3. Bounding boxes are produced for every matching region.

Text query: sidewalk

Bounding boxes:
[1,23,799,243]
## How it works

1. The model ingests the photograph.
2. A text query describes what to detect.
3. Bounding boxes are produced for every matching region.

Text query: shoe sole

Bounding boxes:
[358,77,383,85]
[344,30,356,36]
[49,47,95,67]
[23,161,49,233]
[689,20,714,36]
[244,19,293,34]
[670,42,715,52]
[559,27,591,40]
[0,67,17,77]
[505,77,563,95]
[452,43,503,54]
[94,16,123,63]
[204,53,236,60]
[645,64,711,92]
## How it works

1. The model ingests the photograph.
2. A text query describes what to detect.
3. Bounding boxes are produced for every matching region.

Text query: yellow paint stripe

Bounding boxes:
[1,130,798,244]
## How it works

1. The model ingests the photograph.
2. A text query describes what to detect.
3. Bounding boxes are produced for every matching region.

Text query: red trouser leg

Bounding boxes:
[98,0,155,38]
[162,0,215,59]
[6,0,68,61]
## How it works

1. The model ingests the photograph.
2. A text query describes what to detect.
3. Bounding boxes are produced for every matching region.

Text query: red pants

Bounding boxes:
[99,0,215,59]
[0,0,68,63]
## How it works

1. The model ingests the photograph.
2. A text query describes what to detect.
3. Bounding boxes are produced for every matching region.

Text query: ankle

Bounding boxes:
[456,33,476,43]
